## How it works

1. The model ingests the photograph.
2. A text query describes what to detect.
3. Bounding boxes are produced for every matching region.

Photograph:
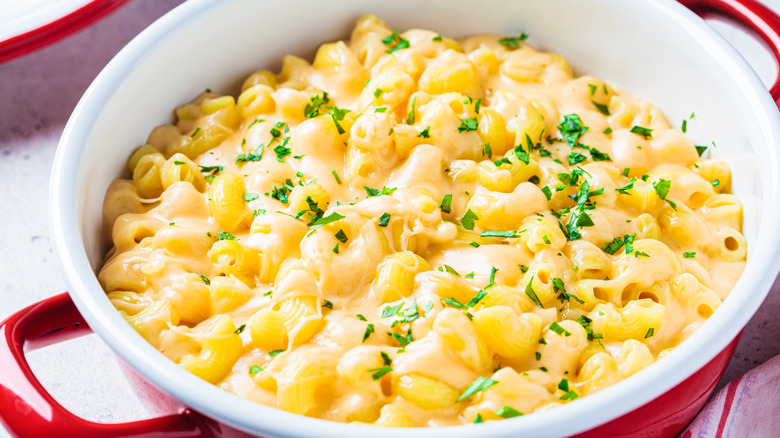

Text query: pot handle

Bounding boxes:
[0,293,214,437]
[678,0,780,104]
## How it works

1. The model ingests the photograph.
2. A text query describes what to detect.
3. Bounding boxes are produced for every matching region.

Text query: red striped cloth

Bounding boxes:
[681,355,780,437]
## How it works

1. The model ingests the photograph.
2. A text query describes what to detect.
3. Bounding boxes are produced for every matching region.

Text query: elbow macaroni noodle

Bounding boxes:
[100,15,746,426]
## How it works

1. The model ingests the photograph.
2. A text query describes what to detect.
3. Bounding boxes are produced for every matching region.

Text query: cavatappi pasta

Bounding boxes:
[100,15,746,426]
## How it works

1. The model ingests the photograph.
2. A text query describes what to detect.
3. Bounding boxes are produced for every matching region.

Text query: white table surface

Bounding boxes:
[1,0,779,436]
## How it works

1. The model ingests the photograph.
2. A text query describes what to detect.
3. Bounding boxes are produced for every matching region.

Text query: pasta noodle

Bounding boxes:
[99,15,746,426]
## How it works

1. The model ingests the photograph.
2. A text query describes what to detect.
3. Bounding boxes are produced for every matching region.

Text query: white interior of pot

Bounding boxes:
[52,0,780,436]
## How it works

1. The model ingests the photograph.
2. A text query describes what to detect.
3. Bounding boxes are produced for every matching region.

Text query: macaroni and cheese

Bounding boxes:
[100,15,746,426]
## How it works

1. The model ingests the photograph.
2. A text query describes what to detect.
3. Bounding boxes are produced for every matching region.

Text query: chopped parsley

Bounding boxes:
[576,315,603,344]
[269,179,294,204]
[304,92,330,118]
[387,330,413,347]
[243,192,259,202]
[592,101,610,116]
[332,170,342,184]
[653,178,672,201]
[381,351,392,366]
[198,164,223,181]
[407,96,416,124]
[486,266,498,288]
[326,106,351,134]
[439,265,461,276]
[364,186,397,197]
[467,291,488,307]
[589,147,612,161]
[382,303,404,318]
[199,274,210,285]
[378,212,391,227]
[480,230,522,238]
[615,178,635,194]
[498,33,528,49]
[558,167,586,187]
[514,140,530,165]
[418,126,431,138]
[217,231,236,241]
[460,209,479,230]
[440,194,453,213]
[549,321,572,337]
[308,212,345,230]
[457,377,498,402]
[249,365,262,375]
[497,406,523,418]
[334,229,348,243]
[524,281,544,308]
[382,29,410,54]
[541,186,553,200]
[557,114,589,148]
[494,157,512,166]
[268,349,285,357]
[563,180,597,241]
[602,233,637,255]
[236,142,264,163]
[443,297,468,310]
[683,252,696,258]
[388,300,420,327]
[368,366,392,380]
[567,151,588,166]
[458,117,478,133]
[630,125,654,139]
[560,390,579,401]
[363,323,375,342]
[645,327,655,338]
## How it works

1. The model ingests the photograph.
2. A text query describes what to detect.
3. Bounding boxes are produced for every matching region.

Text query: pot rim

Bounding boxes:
[49,0,780,436]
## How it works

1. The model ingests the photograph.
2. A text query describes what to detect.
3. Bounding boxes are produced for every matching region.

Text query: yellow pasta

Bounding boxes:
[100,16,746,426]
[161,153,207,192]
[207,172,251,233]
[473,307,541,359]
[371,251,431,302]
[397,373,459,410]
[179,315,243,384]
[132,153,166,198]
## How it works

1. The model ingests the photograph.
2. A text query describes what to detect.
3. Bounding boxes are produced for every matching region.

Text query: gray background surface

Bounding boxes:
[1,0,779,435]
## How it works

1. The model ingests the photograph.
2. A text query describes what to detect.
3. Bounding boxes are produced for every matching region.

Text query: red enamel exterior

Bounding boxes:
[1,0,779,436]
[678,0,780,103]
[0,0,132,64]
[0,293,218,437]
